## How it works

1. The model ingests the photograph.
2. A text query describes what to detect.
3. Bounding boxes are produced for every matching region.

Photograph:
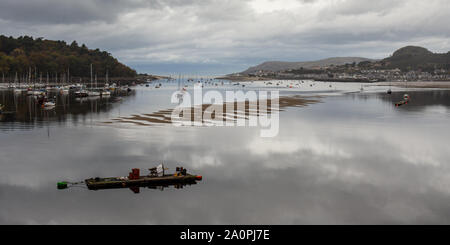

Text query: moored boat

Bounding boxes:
[87,90,101,97]
[395,94,410,107]
[43,101,56,108]
[81,166,202,193]
[75,90,89,97]
[100,90,111,96]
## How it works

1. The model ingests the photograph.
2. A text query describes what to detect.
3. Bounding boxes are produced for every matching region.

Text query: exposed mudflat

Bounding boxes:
[106,95,320,126]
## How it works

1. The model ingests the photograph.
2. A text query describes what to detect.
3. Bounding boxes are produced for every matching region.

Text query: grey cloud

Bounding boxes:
[0,0,125,24]
[0,0,205,24]
[0,0,449,74]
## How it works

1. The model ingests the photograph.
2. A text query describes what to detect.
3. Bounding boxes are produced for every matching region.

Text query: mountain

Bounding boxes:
[0,35,137,78]
[381,46,450,71]
[240,57,375,74]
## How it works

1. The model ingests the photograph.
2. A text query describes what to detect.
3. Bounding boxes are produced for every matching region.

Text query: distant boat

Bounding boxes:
[60,86,69,95]
[87,63,100,97]
[395,94,410,107]
[108,83,117,91]
[43,101,56,108]
[34,90,45,96]
[100,90,111,96]
[87,91,100,97]
[47,86,60,92]
[75,90,89,97]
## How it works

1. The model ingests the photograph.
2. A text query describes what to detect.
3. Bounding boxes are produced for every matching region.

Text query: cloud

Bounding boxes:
[0,0,449,74]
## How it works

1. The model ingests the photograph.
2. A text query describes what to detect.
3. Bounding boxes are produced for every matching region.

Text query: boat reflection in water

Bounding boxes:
[0,89,134,125]
[89,178,200,194]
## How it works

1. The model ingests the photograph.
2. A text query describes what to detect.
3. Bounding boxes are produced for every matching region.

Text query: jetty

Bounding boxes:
[58,165,202,193]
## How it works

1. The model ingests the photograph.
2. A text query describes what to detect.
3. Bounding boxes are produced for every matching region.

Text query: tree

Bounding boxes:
[0,36,137,79]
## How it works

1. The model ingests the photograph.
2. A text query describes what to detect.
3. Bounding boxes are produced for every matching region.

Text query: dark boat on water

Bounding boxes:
[395,94,410,107]
[58,165,202,193]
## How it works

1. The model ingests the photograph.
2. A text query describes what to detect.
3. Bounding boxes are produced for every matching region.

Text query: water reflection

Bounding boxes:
[0,90,134,130]
[1,86,450,224]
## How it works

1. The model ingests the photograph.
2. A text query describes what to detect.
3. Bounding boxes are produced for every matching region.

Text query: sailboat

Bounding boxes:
[12,72,22,94]
[43,100,56,108]
[60,68,70,95]
[387,88,392,94]
[100,70,111,96]
[88,65,100,97]
[88,90,100,97]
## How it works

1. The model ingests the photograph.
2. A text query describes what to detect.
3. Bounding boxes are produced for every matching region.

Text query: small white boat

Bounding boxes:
[60,87,69,95]
[100,90,111,96]
[43,101,56,108]
[46,86,60,92]
[88,91,101,97]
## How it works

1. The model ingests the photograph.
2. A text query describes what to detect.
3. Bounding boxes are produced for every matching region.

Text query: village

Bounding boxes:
[244,66,450,83]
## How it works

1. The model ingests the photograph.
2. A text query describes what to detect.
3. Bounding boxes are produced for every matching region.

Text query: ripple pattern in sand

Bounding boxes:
[104,95,320,127]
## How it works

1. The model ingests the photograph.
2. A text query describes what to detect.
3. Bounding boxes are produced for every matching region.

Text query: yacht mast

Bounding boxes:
[90,63,93,89]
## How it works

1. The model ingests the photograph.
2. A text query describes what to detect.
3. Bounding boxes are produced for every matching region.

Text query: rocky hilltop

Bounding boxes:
[381,46,450,71]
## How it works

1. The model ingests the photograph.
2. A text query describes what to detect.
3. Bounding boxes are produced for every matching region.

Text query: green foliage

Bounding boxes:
[0,35,137,77]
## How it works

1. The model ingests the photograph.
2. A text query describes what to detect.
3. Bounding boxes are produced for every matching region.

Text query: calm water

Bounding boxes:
[1,80,450,224]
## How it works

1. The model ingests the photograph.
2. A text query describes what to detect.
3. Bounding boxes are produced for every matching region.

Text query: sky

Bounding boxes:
[0,0,449,75]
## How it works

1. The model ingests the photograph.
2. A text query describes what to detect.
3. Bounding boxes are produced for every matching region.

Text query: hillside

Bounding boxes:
[241,57,375,74]
[381,46,450,72]
[0,35,137,79]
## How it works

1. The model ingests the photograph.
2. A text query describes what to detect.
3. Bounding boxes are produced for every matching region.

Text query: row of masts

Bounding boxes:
[1,64,109,88]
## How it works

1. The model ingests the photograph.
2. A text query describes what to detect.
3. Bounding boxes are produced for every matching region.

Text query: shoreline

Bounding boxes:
[215,75,272,81]
[216,75,450,89]
[0,74,168,88]
[375,81,450,89]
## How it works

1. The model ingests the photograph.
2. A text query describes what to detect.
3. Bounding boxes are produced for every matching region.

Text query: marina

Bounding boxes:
[1,1,449,228]
[1,79,450,224]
